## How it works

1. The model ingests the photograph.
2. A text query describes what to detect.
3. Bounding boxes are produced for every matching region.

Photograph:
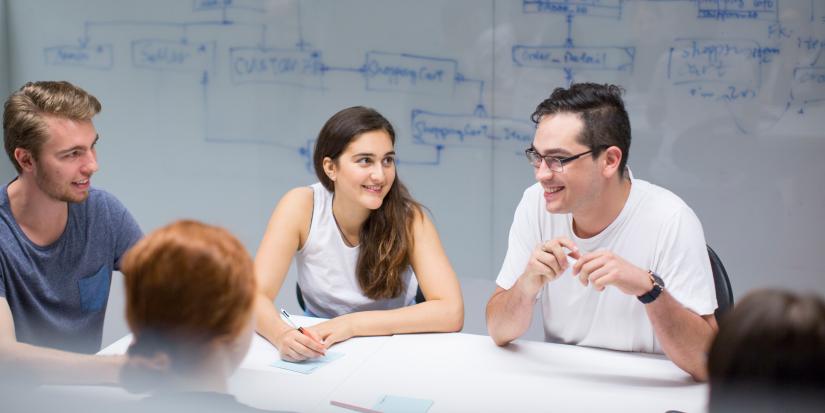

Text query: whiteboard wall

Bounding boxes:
[2,0,824,302]
[1,0,11,175]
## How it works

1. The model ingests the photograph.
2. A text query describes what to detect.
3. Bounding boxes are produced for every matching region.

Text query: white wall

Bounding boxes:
[0,0,15,183]
[4,0,824,346]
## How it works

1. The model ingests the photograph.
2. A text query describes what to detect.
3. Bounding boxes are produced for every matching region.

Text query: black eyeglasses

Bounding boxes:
[525,147,598,173]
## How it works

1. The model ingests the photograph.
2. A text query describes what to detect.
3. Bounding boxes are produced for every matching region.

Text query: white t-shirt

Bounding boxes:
[496,177,717,354]
[296,183,418,318]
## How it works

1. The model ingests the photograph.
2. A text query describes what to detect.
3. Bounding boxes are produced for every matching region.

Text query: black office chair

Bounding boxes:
[707,245,734,319]
[296,283,307,312]
[296,283,425,312]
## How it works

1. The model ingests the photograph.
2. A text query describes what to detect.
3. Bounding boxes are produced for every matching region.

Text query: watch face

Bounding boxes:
[638,271,665,304]
[651,272,665,289]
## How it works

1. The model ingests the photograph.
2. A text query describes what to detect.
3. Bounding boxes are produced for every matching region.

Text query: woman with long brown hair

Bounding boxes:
[254,106,463,361]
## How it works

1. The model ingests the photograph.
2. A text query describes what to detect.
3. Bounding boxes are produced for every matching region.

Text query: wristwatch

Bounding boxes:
[637,270,665,304]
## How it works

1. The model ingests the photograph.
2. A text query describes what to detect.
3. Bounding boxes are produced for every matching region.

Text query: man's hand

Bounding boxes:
[521,237,581,293]
[572,250,652,296]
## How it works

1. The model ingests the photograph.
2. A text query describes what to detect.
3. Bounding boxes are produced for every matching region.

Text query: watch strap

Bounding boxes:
[637,271,664,304]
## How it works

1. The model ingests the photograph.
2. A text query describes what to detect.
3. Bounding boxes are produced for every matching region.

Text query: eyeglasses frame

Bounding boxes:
[525,146,606,173]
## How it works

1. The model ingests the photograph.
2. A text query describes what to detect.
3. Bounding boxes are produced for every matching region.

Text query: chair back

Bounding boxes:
[296,283,307,312]
[708,245,734,318]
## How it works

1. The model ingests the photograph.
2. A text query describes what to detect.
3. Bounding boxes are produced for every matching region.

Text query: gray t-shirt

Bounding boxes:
[0,183,142,353]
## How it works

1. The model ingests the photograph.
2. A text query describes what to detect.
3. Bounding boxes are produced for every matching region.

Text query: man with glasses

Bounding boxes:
[486,83,718,381]
[1,81,142,385]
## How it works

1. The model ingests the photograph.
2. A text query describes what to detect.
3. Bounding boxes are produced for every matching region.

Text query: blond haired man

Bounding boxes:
[0,81,142,384]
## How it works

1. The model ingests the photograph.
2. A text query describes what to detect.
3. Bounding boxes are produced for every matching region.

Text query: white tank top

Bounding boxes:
[296,183,418,318]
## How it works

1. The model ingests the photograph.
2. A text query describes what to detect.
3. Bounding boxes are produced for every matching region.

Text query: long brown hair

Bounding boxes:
[313,106,421,300]
[119,220,256,392]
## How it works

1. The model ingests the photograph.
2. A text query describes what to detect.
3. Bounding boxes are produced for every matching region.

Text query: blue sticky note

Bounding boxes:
[271,351,344,374]
[372,395,433,413]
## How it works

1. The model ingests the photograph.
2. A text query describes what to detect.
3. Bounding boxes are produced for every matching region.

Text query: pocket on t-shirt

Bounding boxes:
[77,265,111,313]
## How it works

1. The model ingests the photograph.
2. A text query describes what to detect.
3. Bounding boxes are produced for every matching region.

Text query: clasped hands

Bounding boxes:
[522,237,652,297]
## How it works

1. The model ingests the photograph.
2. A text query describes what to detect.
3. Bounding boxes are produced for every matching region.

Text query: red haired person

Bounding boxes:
[121,220,284,412]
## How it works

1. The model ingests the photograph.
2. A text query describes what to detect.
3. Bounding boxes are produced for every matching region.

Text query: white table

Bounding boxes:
[93,316,707,412]
[97,316,392,412]
[320,332,706,413]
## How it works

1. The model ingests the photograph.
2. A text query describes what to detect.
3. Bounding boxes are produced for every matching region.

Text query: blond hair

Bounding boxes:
[3,81,101,173]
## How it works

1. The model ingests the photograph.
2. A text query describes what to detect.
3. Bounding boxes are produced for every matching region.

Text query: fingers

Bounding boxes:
[279,343,308,362]
[282,341,324,361]
[298,330,327,355]
[554,237,581,260]
[543,241,569,274]
[320,332,344,348]
[590,269,614,291]
[534,249,563,277]
[301,327,325,347]
[567,250,650,295]
[535,237,579,279]
[541,237,578,259]
[279,347,307,362]
[572,250,603,275]
[586,266,612,290]
[307,319,353,348]
[574,252,608,287]
[278,330,325,361]
[574,251,634,293]
[307,325,340,348]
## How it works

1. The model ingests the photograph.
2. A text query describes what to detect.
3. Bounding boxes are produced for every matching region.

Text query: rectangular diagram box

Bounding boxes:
[45,44,113,70]
[193,0,263,12]
[523,0,622,18]
[132,40,214,72]
[192,0,228,10]
[697,0,778,21]
[364,52,457,95]
[229,47,323,88]
[792,67,825,103]
[667,39,769,86]
[411,110,533,148]
[512,46,634,71]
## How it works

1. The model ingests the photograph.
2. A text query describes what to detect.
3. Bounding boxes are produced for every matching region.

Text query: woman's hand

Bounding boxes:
[306,316,355,348]
[273,327,326,362]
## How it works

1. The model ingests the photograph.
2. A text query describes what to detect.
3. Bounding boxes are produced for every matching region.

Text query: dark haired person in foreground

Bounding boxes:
[708,289,825,412]
[487,83,718,380]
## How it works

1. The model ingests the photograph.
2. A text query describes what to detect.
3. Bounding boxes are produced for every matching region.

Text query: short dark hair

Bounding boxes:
[707,289,825,412]
[531,83,630,177]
